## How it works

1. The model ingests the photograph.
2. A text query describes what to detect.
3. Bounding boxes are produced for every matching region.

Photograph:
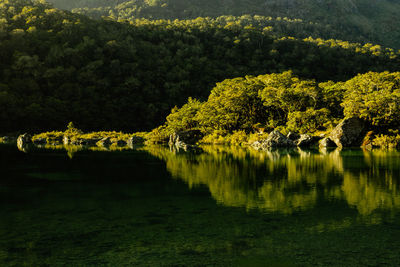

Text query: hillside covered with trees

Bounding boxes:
[47,0,400,49]
[157,71,400,148]
[1,0,400,134]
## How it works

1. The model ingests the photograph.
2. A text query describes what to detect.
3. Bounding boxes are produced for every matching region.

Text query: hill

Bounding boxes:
[0,0,399,133]
[48,0,400,49]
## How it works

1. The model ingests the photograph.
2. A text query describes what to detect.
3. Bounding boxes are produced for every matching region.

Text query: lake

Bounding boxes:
[1,144,400,266]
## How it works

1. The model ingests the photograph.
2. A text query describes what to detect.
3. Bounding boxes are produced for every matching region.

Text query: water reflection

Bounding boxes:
[144,145,400,216]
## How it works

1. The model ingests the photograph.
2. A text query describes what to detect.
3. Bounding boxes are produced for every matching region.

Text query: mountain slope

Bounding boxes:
[47,0,400,49]
[1,0,399,133]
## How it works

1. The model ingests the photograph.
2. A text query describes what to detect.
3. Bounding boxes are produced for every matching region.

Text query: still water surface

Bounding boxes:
[1,144,400,266]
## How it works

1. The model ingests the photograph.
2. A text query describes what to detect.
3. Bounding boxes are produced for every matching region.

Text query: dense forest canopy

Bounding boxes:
[47,0,400,49]
[163,71,400,139]
[1,0,400,134]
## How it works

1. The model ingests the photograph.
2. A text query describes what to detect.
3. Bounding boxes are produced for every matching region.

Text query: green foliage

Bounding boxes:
[341,72,400,127]
[372,134,400,149]
[32,131,64,143]
[166,98,202,132]
[1,1,400,133]
[158,71,344,137]
[196,77,266,133]
[65,121,83,135]
[158,71,400,140]
[145,125,169,144]
[200,130,229,144]
[228,130,248,146]
[258,71,320,122]
[286,108,332,134]
[57,0,400,50]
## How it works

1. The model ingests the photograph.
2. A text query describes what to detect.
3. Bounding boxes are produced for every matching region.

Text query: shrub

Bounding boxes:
[229,130,248,146]
[372,134,400,149]
[286,108,331,134]
[145,125,170,144]
[200,130,230,144]
[341,72,400,127]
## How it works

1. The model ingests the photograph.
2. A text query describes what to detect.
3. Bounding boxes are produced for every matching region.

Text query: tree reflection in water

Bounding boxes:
[144,145,400,216]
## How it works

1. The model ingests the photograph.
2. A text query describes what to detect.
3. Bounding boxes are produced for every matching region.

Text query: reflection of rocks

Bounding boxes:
[17,134,33,153]
[97,137,112,147]
[145,145,400,216]
[329,117,365,148]
[33,138,47,145]
[169,130,203,151]
[252,130,295,150]
[63,135,71,145]
[17,133,32,147]
[0,136,16,144]
[64,136,100,146]
[116,140,127,147]
[127,136,144,147]
[76,138,100,146]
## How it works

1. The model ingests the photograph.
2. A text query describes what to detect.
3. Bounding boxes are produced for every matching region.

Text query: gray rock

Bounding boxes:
[319,137,337,148]
[252,130,295,149]
[251,141,263,150]
[287,132,300,141]
[97,137,112,147]
[17,133,32,147]
[329,117,365,147]
[296,134,313,147]
[169,129,204,150]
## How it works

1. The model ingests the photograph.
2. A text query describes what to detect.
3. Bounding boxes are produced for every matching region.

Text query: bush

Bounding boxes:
[145,125,170,144]
[372,134,400,149]
[200,130,230,144]
[166,98,202,132]
[32,131,64,143]
[229,130,248,146]
[286,108,332,134]
[341,72,400,127]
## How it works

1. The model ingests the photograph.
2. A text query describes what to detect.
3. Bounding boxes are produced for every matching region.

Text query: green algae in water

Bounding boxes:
[1,144,400,266]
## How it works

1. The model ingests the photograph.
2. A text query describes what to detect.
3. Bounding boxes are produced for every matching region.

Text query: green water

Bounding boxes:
[1,144,400,266]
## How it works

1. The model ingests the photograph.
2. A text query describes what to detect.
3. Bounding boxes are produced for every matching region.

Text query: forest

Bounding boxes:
[47,0,400,50]
[157,71,400,148]
[1,0,400,135]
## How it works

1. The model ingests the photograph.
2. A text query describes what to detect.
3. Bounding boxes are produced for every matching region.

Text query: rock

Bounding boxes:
[97,137,112,147]
[33,138,47,145]
[296,134,313,147]
[296,134,322,147]
[127,136,144,147]
[251,141,263,150]
[170,129,203,146]
[287,132,300,141]
[329,117,365,147]
[251,130,295,149]
[17,133,32,147]
[169,129,204,150]
[116,140,127,147]
[319,137,337,148]
[361,131,375,150]
[63,135,71,145]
